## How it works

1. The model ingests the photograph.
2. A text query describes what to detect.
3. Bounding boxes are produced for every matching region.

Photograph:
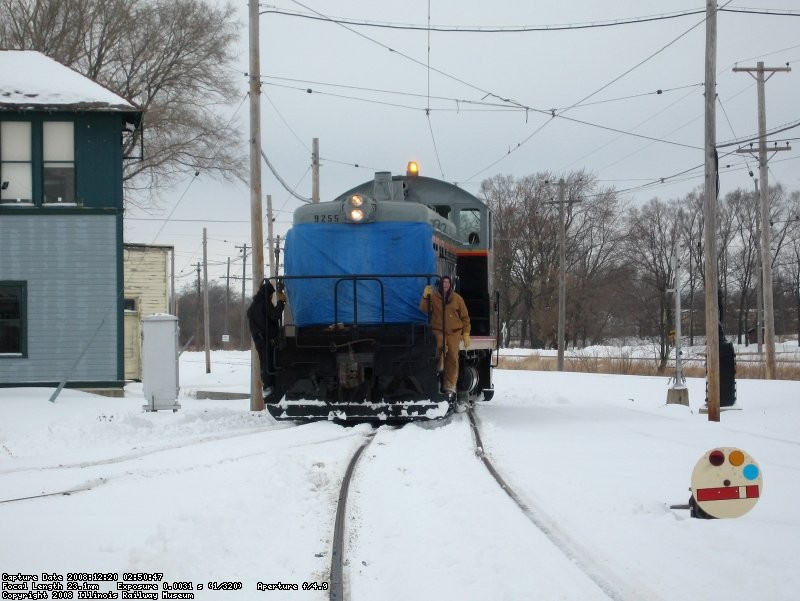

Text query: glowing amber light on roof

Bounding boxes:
[407,161,419,176]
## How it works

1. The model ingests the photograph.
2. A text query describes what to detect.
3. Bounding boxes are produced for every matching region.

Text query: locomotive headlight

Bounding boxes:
[342,194,376,223]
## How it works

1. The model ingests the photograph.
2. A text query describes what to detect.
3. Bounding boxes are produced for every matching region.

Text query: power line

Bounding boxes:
[284,0,529,111]
[261,74,701,112]
[260,148,312,203]
[717,118,800,149]
[261,6,800,32]
[263,89,310,151]
[464,6,722,182]
[265,79,703,156]
[268,0,710,189]
[260,7,710,32]
[128,217,251,223]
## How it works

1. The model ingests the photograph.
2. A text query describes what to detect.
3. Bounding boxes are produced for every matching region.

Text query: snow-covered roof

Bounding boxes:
[0,50,140,115]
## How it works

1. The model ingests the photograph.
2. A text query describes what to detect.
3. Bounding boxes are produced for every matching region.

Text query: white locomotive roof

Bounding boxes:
[293,198,459,239]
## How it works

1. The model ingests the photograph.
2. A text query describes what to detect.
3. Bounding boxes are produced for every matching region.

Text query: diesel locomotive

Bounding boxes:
[256,163,497,421]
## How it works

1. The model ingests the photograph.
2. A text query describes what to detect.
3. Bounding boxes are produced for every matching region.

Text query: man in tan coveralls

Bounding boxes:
[419,275,471,399]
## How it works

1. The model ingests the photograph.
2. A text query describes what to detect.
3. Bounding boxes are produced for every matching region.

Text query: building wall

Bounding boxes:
[0,112,126,209]
[75,113,125,209]
[123,246,170,380]
[0,213,120,385]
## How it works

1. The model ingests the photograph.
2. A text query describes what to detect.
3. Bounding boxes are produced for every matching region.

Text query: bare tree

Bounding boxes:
[0,0,245,206]
[679,190,704,345]
[624,198,681,370]
[723,188,760,343]
[565,176,626,346]
[480,174,524,347]
[770,187,800,341]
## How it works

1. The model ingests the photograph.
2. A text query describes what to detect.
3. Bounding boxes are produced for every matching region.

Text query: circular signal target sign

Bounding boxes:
[691,447,763,519]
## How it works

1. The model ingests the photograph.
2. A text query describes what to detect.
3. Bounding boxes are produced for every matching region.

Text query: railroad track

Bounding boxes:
[465,410,662,601]
[329,429,378,601]
[328,412,663,601]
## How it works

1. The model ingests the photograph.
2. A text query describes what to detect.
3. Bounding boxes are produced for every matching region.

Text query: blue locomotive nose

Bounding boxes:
[284,221,434,327]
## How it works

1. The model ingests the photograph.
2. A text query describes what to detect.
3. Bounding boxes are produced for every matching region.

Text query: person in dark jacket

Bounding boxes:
[247,280,286,394]
[418,275,471,399]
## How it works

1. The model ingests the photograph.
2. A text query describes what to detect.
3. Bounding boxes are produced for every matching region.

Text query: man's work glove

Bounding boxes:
[423,285,432,298]
[462,333,471,348]
[276,291,287,302]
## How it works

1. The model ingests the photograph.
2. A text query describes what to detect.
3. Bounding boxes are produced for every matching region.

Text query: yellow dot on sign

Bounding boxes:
[729,450,745,466]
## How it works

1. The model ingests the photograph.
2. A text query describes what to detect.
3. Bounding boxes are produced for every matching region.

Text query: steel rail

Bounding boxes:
[466,410,662,601]
[329,430,377,601]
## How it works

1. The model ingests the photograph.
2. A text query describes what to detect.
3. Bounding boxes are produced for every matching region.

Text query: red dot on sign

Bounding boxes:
[709,450,725,466]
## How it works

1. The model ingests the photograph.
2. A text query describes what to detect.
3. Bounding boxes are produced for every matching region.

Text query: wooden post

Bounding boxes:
[703,0,720,421]
[203,227,211,373]
[312,138,320,204]
[732,62,791,379]
[557,179,566,372]
[248,0,265,411]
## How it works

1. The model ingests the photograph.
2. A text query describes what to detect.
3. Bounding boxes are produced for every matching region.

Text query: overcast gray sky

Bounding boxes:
[124,0,800,291]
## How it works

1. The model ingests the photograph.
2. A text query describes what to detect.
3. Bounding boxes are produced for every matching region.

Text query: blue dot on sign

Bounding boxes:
[743,464,759,480]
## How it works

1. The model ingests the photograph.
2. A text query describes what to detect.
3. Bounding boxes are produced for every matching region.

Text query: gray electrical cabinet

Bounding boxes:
[141,313,181,412]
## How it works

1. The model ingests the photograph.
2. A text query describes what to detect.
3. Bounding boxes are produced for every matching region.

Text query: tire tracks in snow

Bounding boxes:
[0,424,368,504]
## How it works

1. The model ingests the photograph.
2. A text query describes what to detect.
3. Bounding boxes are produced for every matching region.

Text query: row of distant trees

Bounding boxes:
[19,1,793,359]
[174,171,799,361]
[483,171,800,367]
[175,280,251,351]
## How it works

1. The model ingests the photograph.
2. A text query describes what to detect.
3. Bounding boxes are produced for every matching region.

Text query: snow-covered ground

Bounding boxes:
[1,350,799,600]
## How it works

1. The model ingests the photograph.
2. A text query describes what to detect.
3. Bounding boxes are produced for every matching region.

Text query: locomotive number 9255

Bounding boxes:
[313,214,339,223]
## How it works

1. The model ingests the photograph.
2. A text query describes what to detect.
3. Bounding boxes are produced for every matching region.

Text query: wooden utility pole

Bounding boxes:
[224,257,231,346]
[667,240,689,406]
[248,0,265,411]
[266,194,276,279]
[312,137,320,204]
[557,179,566,371]
[733,61,791,380]
[703,0,720,421]
[203,228,211,373]
[237,243,248,350]
[194,262,202,352]
[546,178,582,371]
[754,180,763,354]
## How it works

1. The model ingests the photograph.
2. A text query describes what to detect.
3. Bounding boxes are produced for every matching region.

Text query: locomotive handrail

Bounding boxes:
[278,272,439,325]
[277,273,438,281]
[333,276,385,325]
[277,273,439,350]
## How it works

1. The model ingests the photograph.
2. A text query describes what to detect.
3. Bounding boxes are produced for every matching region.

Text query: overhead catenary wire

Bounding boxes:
[261,74,701,112]
[260,147,312,203]
[464,5,728,182]
[260,5,800,32]
[425,0,445,179]
[717,95,757,183]
[284,0,530,111]
[257,2,799,206]
[264,1,727,189]
[261,6,800,32]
